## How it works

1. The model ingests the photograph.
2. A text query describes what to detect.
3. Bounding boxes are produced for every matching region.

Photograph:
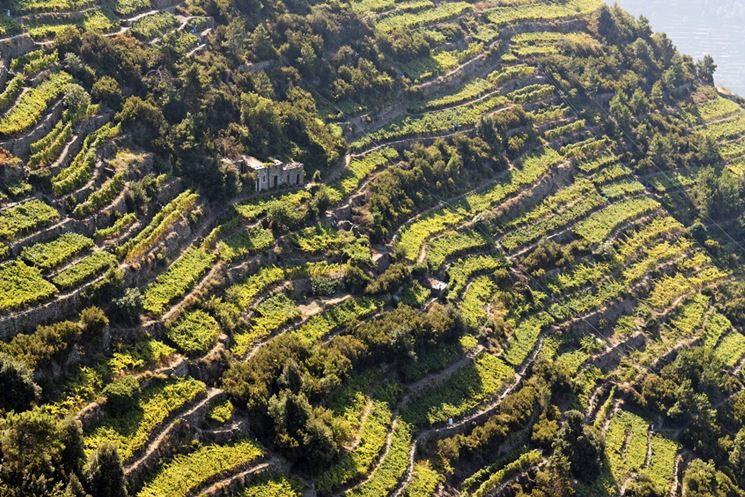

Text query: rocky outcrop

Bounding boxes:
[0,33,35,61]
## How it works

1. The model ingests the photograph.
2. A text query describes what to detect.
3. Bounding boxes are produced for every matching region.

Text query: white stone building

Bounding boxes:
[225,155,305,193]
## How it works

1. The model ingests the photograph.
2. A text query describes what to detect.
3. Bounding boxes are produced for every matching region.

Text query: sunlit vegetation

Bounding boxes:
[0,2,743,497]
[143,247,216,315]
[0,260,57,311]
[0,71,73,136]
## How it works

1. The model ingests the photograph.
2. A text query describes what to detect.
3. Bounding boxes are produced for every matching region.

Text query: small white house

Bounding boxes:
[245,156,304,193]
[224,155,305,193]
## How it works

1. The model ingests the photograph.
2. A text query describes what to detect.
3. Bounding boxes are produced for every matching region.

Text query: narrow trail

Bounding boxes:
[391,336,545,497]
[194,457,288,497]
[670,454,685,497]
[124,387,223,476]
[484,459,548,497]
[331,418,398,497]
[399,344,484,407]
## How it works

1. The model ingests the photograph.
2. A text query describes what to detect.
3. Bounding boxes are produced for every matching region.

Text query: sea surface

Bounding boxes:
[609,0,745,96]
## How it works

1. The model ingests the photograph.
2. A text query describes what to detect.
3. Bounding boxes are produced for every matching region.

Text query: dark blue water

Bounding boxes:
[609,0,745,96]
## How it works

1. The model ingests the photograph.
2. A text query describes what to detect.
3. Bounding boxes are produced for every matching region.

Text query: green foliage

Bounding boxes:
[131,12,179,40]
[501,179,604,251]
[317,398,392,492]
[447,255,504,298]
[28,96,91,168]
[73,172,126,218]
[400,281,431,307]
[108,339,175,376]
[486,0,602,26]
[426,230,488,270]
[459,275,495,329]
[52,250,117,289]
[118,191,198,262]
[143,247,216,315]
[398,147,562,259]
[0,71,73,136]
[87,377,206,460]
[224,266,286,309]
[236,476,300,497]
[352,93,508,149]
[102,375,139,416]
[404,461,442,497]
[575,197,660,244]
[232,293,301,355]
[346,419,412,497]
[330,147,399,197]
[95,213,137,241]
[235,190,311,222]
[21,233,93,270]
[52,123,118,196]
[375,2,471,32]
[503,313,552,366]
[208,400,234,424]
[0,353,40,412]
[471,450,542,497]
[137,441,261,494]
[166,310,221,357]
[0,75,25,114]
[289,296,381,345]
[714,332,745,368]
[0,260,57,312]
[403,352,514,427]
[0,199,59,241]
[215,227,274,261]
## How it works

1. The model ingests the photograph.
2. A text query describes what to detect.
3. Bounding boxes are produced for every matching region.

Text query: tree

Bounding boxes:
[79,306,109,343]
[64,474,89,497]
[0,353,40,412]
[729,427,745,487]
[63,84,91,115]
[59,418,86,478]
[682,459,742,497]
[697,55,717,83]
[102,376,139,416]
[0,409,72,496]
[92,76,123,111]
[116,96,165,148]
[85,442,127,497]
[552,410,603,482]
[112,288,143,325]
[267,389,341,469]
[591,5,618,42]
[625,475,665,497]
[249,24,277,61]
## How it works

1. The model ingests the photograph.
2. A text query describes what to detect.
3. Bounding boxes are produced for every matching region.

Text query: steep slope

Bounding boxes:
[0,1,744,496]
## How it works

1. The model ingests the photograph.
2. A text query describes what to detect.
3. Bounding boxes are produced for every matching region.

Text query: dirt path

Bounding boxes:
[124,387,223,476]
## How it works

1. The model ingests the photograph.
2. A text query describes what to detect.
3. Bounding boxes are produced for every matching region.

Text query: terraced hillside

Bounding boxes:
[1,0,745,496]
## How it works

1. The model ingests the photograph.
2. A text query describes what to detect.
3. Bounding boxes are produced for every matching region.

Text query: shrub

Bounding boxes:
[103,376,139,416]
[167,310,221,357]
[0,353,40,412]
[91,75,122,110]
[366,263,410,295]
[85,442,127,497]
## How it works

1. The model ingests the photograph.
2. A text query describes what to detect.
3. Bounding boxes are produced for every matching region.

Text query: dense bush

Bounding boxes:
[103,376,140,416]
[0,354,40,412]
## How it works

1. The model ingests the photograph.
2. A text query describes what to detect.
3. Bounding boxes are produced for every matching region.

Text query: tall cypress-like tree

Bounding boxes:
[85,442,128,497]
